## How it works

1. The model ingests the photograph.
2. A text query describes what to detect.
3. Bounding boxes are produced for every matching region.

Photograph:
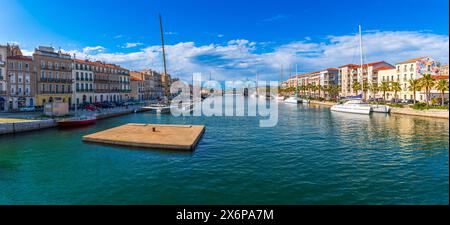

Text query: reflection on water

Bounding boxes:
[0,100,448,204]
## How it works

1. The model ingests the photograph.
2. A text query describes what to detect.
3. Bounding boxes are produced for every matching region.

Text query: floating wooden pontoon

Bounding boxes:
[82,123,205,151]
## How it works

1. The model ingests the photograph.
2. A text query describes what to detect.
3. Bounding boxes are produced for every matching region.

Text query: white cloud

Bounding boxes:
[66,30,448,82]
[82,46,105,54]
[122,42,143,48]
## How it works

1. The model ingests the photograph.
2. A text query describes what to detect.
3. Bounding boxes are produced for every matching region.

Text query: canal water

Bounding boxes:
[0,101,448,204]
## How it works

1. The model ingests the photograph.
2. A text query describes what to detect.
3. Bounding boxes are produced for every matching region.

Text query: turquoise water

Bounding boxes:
[0,101,448,204]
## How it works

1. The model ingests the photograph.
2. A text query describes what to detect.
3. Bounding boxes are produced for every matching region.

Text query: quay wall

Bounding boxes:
[0,107,151,135]
[0,119,57,135]
[390,108,449,119]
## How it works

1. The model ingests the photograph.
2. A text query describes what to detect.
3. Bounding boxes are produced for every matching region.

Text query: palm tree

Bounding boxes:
[352,80,361,96]
[408,79,421,104]
[379,81,390,102]
[316,84,322,98]
[369,83,379,101]
[391,82,402,103]
[362,80,369,101]
[435,79,449,106]
[420,74,435,106]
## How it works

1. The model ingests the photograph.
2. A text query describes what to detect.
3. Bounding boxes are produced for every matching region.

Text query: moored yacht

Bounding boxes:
[330,100,371,115]
[284,96,299,104]
[370,104,390,113]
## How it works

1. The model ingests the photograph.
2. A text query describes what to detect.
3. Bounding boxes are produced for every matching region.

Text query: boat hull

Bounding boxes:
[284,97,299,104]
[370,105,390,113]
[58,118,97,127]
[331,105,371,115]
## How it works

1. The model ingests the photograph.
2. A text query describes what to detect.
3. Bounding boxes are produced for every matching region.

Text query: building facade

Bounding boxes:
[130,75,145,101]
[0,45,7,111]
[73,59,95,105]
[142,69,164,99]
[33,46,73,107]
[6,55,37,110]
[91,61,131,103]
[339,61,394,98]
[378,57,440,102]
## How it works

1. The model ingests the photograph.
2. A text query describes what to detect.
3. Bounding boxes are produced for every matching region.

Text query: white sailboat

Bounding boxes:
[276,65,285,101]
[143,14,172,114]
[284,64,300,104]
[250,71,260,98]
[331,99,371,114]
[331,25,381,114]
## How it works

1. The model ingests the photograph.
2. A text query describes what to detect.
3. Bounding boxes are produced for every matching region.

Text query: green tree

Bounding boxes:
[408,79,421,104]
[369,83,379,101]
[379,81,390,102]
[316,84,322,98]
[362,80,369,101]
[435,79,449,106]
[391,82,402,103]
[352,80,361,96]
[420,74,436,106]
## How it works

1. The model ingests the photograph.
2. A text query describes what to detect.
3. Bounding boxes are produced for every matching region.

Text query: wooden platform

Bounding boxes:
[82,123,205,151]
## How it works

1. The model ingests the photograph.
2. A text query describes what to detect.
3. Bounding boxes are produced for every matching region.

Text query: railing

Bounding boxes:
[76,88,94,92]
[0,90,7,95]
[39,91,69,94]
[76,77,94,81]
[95,89,110,93]
[40,78,72,83]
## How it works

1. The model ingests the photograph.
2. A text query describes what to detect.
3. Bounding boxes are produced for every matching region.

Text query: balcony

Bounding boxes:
[0,90,6,95]
[40,91,69,94]
[40,78,73,83]
[76,88,94,93]
[95,89,110,93]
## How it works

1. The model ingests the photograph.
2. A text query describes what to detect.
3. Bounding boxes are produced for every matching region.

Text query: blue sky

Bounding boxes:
[1,0,449,81]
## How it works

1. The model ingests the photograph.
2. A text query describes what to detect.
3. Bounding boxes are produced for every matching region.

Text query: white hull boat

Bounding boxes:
[300,99,310,104]
[331,100,371,115]
[284,96,299,104]
[370,105,390,113]
[276,96,285,101]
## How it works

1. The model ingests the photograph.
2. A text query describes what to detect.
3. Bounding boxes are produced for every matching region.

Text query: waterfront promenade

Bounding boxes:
[0,104,150,135]
[309,100,449,119]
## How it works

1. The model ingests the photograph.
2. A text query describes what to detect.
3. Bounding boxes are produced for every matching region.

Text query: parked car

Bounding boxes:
[400,99,414,104]
[84,104,97,111]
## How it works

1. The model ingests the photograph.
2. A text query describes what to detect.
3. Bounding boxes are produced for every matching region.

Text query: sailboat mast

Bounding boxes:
[295,64,299,96]
[359,25,364,97]
[159,14,169,98]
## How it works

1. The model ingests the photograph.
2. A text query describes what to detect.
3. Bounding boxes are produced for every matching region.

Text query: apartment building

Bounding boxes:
[73,59,94,105]
[378,57,440,101]
[439,64,449,76]
[91,61,131,103]
[0,45,7,111]
[33,46,73,106]
[142,69,164,99]
[130,75,145,101]
[6,55,37,110]
[339,61,394,98]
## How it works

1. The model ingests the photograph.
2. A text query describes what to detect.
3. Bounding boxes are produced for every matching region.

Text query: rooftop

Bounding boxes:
[397,57,428,64]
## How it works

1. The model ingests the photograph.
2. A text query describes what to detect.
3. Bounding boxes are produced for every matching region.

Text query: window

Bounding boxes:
[41,71,46,78]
